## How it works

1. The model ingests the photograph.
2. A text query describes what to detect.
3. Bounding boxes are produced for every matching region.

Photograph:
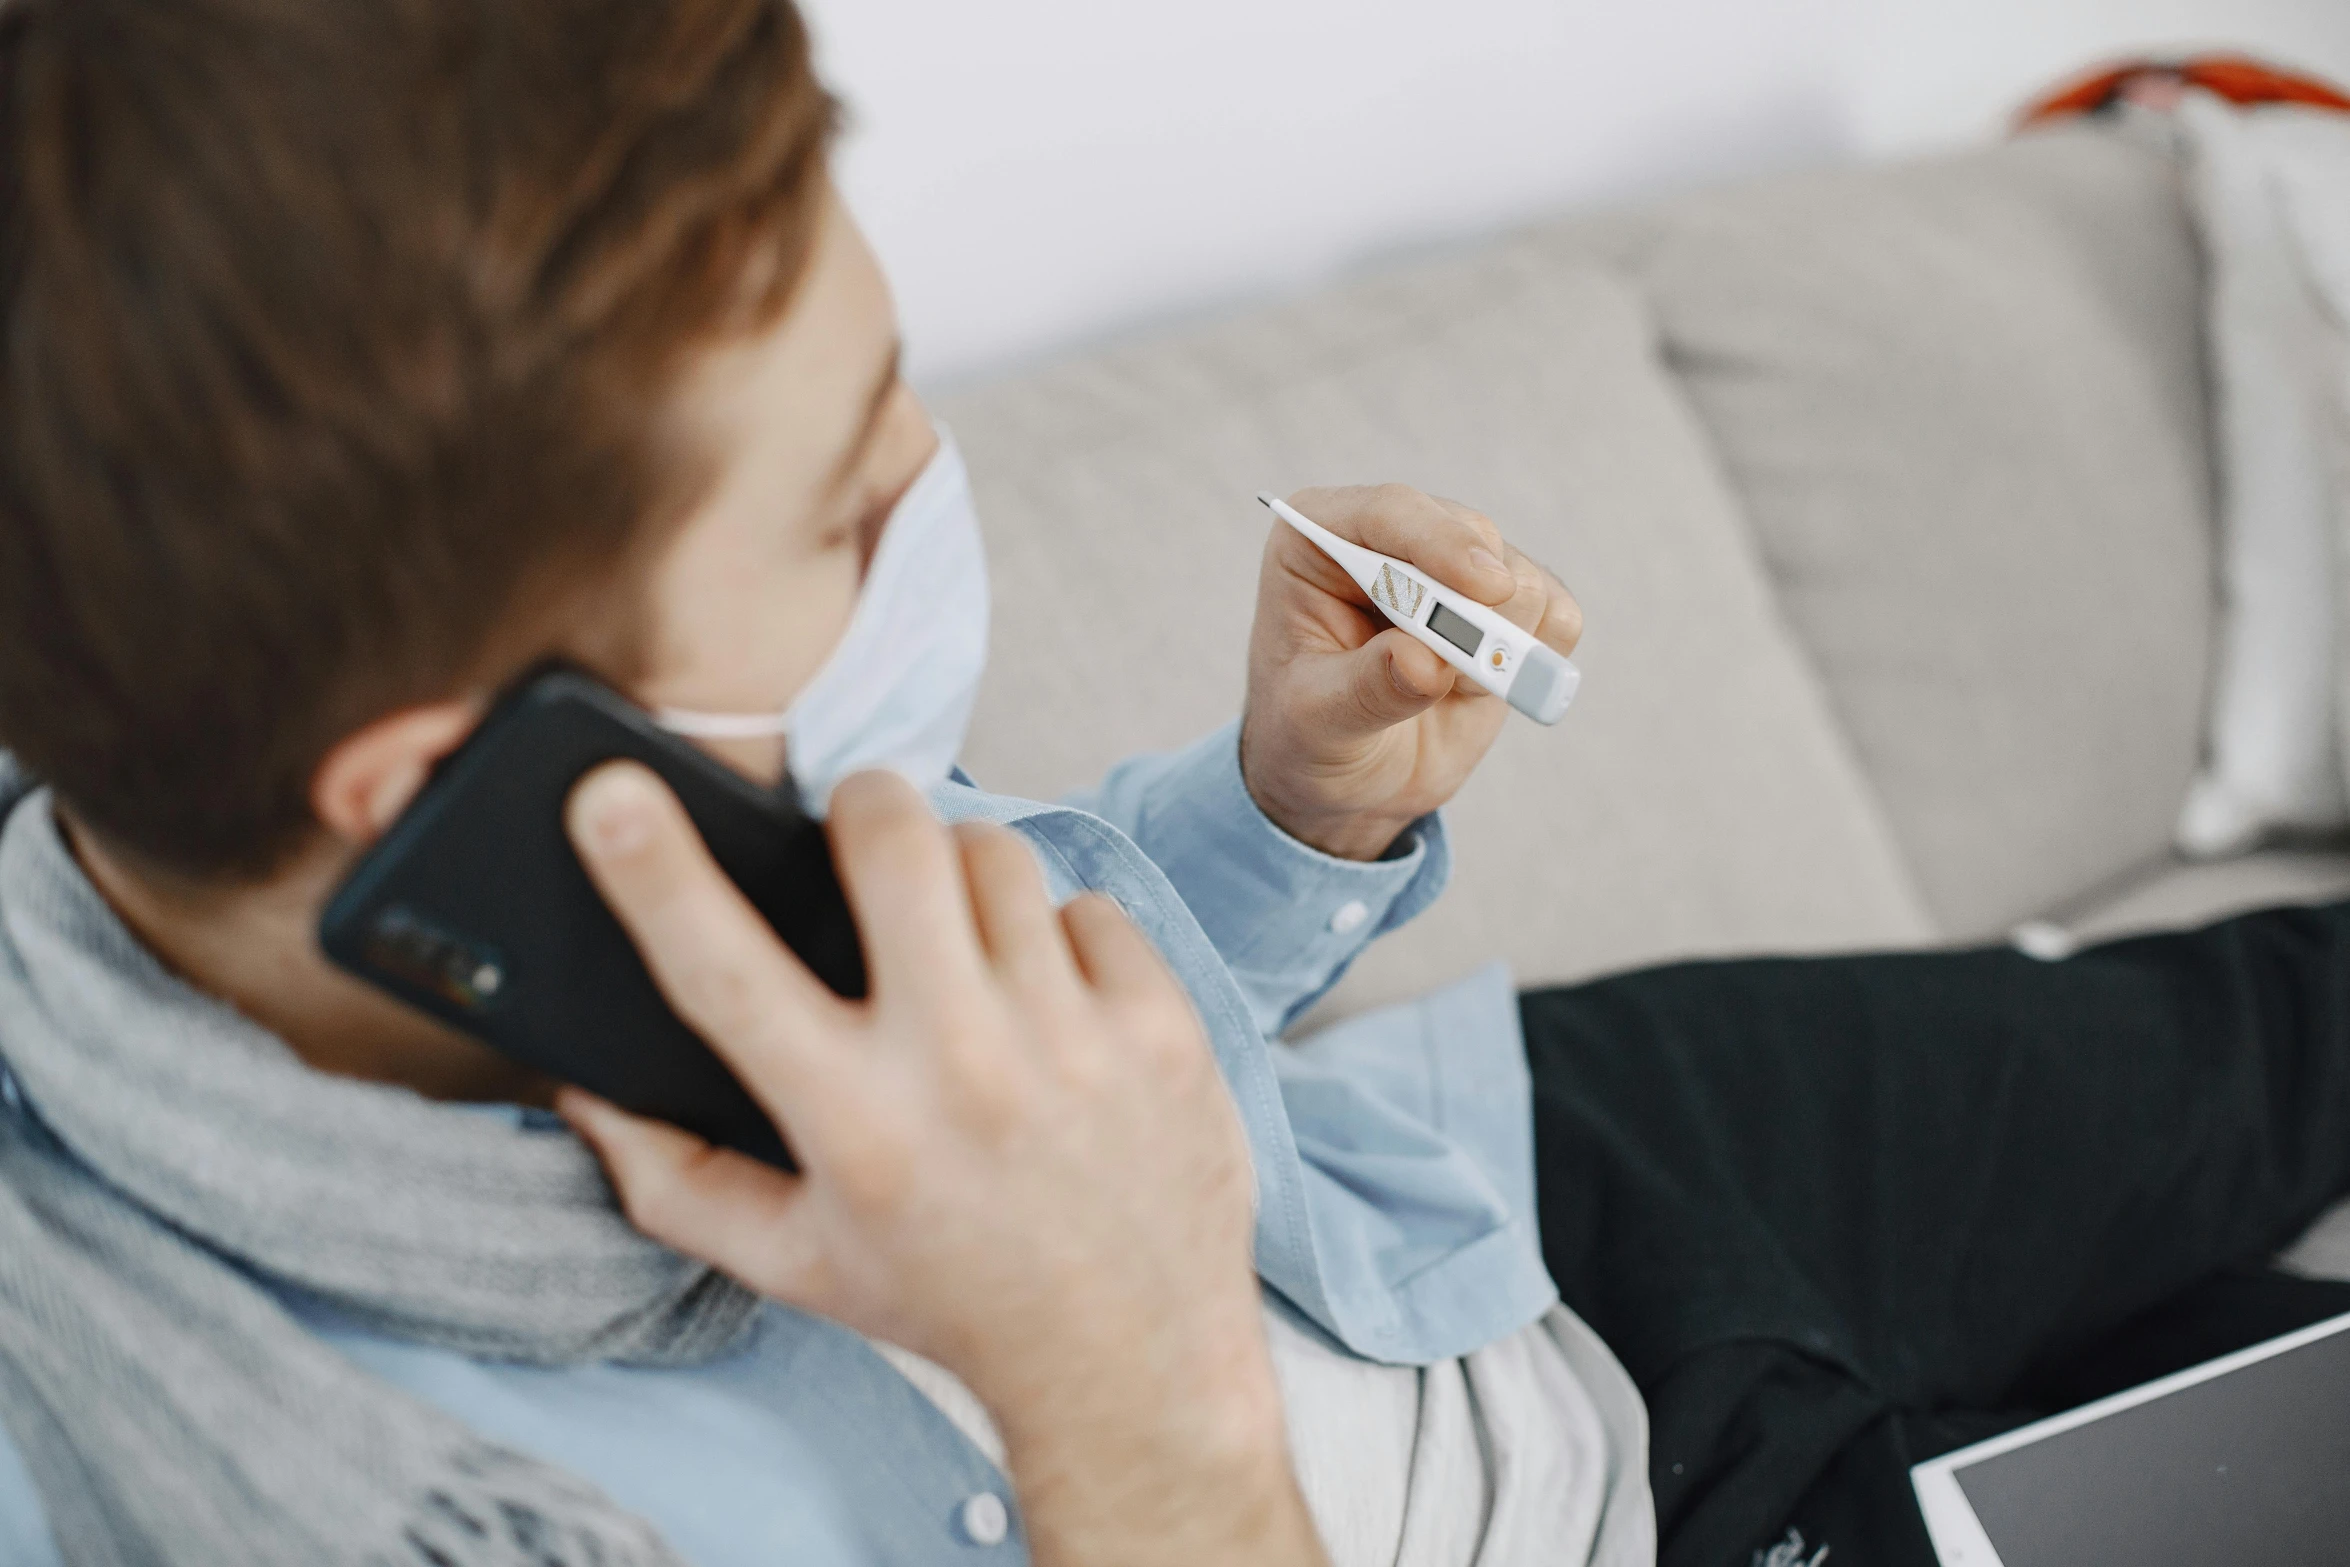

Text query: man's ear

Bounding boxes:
[310,702,480,845]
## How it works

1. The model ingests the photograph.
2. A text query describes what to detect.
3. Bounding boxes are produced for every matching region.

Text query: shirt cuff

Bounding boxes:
[1074,721,1451,1036]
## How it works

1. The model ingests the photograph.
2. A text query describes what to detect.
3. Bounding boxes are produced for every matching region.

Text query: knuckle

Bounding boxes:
[850,813,949,896]
[1504,562,1550,631]
[1119,987,1202,1067]
[1148,1028,1214,1099]
[1036,1004,1112,1088]
[930,1012,996,1086]
[959,820,1039,890]
[952,818,1007,855]
[1446,499,1503,547]
[1365,639,1443,714]
[1066,887,1120,919]
[667,946,769,1045]
[863,794,934,854]
[829,1127,917,1212]
[830,767,916,813]
[614,1155,688,1237]
[942,1028,1035,1140]
[954,1071,1029,1144]
[1055,1038,1113,1096]
[814,1083,917,1210]
[1063,889,1127,944]
[1284,483,1344,522]
[833,773,933,846]
[1534,558,1585,647]
[1553,594,1585,650]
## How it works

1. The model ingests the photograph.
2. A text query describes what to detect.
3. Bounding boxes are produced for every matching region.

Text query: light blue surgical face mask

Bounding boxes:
[654,428,989,813]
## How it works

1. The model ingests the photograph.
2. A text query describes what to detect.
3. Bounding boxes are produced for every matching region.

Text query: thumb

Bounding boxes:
[1326,627,1457,735]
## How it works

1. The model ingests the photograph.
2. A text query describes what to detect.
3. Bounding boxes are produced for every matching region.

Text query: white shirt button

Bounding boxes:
[1328,899,1370,935]
[959,1491,1009,1546]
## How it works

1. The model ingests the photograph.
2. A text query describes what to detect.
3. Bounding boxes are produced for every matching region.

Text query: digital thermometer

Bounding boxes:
[1258,493,1580,724]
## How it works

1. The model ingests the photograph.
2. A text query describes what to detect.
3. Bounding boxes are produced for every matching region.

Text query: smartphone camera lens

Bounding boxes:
[364,905,507,1012]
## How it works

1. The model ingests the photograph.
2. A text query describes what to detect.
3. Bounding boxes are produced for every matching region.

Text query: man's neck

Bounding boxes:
[60,809,554,1106]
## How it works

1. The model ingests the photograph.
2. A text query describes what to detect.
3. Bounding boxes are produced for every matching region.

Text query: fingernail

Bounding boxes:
[574,766,655,857]
[1468,547,1507,579]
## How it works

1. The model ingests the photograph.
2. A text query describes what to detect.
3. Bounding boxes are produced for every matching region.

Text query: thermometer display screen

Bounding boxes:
[1426,601,1485,657]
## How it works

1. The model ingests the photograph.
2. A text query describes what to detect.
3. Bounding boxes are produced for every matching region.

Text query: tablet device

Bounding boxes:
[1911,1308,2350,1566]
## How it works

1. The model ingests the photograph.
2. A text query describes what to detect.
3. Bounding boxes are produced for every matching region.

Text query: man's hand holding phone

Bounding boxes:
[558,763,1328,1567]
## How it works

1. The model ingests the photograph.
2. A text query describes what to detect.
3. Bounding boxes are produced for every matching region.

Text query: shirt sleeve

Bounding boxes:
[1064,720,1449,1037]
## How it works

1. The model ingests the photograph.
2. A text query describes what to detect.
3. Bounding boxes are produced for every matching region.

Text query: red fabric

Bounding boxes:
[2019,53,2350,127]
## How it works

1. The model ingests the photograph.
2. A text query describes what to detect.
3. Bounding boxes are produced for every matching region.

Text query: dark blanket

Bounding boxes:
[1522,902,2350,1566]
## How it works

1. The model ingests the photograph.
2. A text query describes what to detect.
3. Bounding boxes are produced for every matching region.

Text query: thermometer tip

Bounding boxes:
[1255,491,1278,509]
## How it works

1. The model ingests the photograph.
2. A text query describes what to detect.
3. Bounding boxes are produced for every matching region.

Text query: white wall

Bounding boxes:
[804,0,2350,388]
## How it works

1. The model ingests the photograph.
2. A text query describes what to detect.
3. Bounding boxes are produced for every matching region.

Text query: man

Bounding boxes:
[2,3,2348,1566]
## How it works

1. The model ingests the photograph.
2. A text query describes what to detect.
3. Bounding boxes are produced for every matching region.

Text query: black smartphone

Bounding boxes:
[318,661,865,1171]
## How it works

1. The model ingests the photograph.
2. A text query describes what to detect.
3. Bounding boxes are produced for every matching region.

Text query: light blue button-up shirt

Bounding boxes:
[0,722,1558,1565]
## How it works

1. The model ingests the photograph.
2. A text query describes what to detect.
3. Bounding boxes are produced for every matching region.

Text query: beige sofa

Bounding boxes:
[946,117,2350,1276]
[944,119,2350,1047]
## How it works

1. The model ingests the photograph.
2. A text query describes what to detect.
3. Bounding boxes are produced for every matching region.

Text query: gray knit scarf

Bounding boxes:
[0,764,763,1565]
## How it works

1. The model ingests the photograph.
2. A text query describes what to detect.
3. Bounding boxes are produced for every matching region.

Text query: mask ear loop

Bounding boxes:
[650,708,794,740]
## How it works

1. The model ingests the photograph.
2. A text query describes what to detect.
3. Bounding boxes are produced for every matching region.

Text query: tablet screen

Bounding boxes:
[1949,1313,2350,1566]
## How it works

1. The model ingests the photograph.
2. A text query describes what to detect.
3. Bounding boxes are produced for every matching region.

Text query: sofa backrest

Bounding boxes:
[1571,124,2216,938]
[945,121,2217,1010]
[944,248,1935,1022]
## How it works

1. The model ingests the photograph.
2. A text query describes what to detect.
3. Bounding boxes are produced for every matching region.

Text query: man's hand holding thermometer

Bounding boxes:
[1240,484,1583,863]
[1259,493,1580,724]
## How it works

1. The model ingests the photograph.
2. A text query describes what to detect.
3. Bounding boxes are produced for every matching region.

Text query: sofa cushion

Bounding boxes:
[2168,97,2350,857]
[2058,846,2350,947]
[1625,124,2216,939]
[941,247,1934,1023]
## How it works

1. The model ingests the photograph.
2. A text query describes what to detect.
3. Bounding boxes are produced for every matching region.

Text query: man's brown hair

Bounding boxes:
[0,0,835,877]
